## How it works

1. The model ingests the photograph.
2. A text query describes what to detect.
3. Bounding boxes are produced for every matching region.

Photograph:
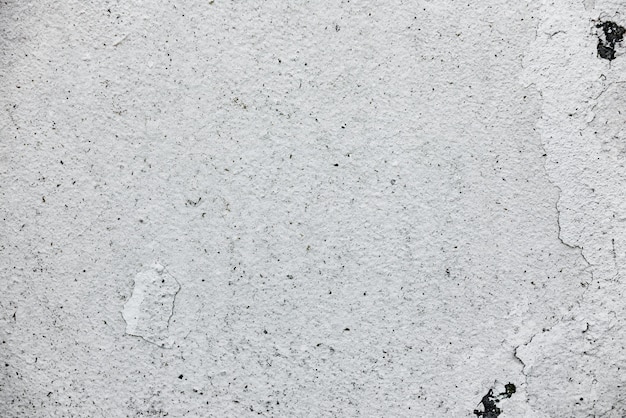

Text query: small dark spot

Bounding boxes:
[178,374,183,379]
[333,163,339,167]
[263,330,268,334]
[186,197,202,207]
[343,328,350,331]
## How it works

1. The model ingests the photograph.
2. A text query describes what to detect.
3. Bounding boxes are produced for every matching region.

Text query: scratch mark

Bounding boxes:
[113,34,129,47]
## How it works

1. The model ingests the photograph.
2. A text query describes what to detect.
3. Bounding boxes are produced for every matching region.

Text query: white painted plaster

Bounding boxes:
[1,1,625,416]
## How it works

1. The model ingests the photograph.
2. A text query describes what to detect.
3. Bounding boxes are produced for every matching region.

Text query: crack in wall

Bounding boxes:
[512,331,537,405]
[537,123,594,313]
[514,17,600,409]
[538,131,593,279]
[511,4,626,414]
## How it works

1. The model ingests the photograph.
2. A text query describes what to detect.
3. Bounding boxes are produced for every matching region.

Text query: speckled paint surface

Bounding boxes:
[1,1,625,416]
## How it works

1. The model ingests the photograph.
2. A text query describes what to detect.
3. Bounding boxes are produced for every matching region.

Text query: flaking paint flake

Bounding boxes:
[122,263,180,347]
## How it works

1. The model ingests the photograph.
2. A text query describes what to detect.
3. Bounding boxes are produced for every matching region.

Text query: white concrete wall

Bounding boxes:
[1,1,625,416]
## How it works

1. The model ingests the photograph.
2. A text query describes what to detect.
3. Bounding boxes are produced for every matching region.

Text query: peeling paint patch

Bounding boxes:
[583,0,595,11]
[591,82,626,157]
[122,263,180,347]
[473,383,516,417]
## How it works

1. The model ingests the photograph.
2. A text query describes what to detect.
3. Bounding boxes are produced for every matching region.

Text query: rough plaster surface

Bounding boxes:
[0,0,625,417]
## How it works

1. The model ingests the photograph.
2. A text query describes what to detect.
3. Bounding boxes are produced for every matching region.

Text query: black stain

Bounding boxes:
[502,383,516,398]
[473,383,516,417]
[596,20,625,61]
[474,389,501,418]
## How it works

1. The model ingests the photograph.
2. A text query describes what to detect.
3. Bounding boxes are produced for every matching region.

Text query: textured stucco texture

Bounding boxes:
[2,0,626,417]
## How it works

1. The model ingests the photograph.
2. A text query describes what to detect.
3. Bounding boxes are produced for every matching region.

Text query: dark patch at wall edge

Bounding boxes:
[596,20,625,61]
[473,383,516,417]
